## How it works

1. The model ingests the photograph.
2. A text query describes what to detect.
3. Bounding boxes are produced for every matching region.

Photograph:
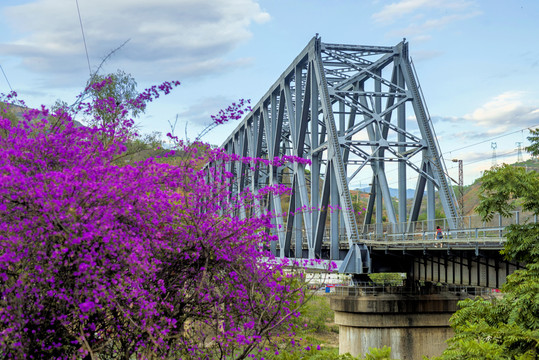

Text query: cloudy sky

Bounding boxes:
[1,0,538,185]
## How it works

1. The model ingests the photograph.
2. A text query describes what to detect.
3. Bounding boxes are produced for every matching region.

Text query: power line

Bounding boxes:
[352,124,539,186]
[0,63,13,92]
[75,0,92,75]
[444,124,539,154]
[353,145,523,189]
[458,148,518,167]
[380,149,520,188]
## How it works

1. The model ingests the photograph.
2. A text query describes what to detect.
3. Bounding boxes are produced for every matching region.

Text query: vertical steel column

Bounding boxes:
[338,100,346,243]
[374,67,384,234]
[397,60,407,232]
[294,188,303,258]
[310,63,320,250]
[427,163,436,231]
[330,168,340,259]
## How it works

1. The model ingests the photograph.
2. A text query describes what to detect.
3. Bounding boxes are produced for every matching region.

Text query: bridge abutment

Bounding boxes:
[330,293,460,359]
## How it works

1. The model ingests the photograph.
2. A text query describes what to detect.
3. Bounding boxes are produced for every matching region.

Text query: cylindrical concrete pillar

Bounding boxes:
[330,294,460,360]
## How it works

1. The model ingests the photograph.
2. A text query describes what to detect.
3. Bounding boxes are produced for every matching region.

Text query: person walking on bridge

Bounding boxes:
[436,226,443,240]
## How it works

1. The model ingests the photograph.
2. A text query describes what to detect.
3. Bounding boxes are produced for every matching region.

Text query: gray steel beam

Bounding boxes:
[212,36,458,274]
[397,61,407,232]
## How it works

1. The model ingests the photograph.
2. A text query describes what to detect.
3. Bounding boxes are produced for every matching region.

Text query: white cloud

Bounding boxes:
[372,0,432,24]
[0,0,269,86]
[410,34,432,43]
[457,150,491,163]
[373,0,481,41]
[373,0,475,24]
[463,91,539,135]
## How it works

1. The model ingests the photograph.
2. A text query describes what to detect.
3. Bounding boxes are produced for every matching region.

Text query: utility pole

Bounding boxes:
[452,159,464,219]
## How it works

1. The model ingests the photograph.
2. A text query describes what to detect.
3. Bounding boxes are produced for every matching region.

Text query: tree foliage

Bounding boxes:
[0,81,318,359]
[435,129,539,360]
[0,92,26,132]
[267,345,395,360]
[81,70,142,126]
[476,164,539,222]
[295,295,336,334]
[525,128,539,158]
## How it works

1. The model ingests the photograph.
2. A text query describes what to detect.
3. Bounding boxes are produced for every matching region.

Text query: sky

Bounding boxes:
[1,0,538,187]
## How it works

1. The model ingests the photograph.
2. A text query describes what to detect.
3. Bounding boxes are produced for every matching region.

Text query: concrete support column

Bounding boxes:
[330,294,460,360]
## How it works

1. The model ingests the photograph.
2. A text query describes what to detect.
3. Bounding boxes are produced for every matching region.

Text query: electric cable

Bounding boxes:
[0,63,13,92]
[444,124,539,154]
[351,124,539,186]
[75,0,92,75]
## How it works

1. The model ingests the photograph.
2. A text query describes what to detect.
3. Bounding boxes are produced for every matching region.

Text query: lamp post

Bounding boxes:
[451,159,464,219]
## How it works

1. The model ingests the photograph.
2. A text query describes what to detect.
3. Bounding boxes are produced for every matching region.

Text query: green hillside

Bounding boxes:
[457,158,539,217]
[351,158,539,224]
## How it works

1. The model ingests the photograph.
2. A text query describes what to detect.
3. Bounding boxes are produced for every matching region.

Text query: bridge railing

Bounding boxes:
[287,211,537,250]
[361,230,505,248]
[359,211,537,246]
[333,284,501,297]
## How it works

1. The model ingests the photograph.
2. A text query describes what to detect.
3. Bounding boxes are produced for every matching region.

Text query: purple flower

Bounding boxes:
[0,87,312,359]
[79,301,95,313]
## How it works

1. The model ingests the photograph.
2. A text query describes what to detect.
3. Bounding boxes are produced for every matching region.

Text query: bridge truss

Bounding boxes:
[217,37,460,274]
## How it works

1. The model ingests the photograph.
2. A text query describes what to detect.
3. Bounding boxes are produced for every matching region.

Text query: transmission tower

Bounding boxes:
[451,159,464,218]
[516,142,523,162]
[491,142,497,167]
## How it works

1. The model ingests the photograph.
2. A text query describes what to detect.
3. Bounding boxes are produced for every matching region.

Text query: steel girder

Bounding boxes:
[216,37,459,274]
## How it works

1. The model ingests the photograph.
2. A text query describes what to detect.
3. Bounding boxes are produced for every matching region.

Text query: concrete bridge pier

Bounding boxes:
[330,293,460,359]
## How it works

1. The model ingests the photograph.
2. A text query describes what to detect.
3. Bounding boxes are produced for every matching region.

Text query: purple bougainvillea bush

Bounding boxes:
[0,86,312,359]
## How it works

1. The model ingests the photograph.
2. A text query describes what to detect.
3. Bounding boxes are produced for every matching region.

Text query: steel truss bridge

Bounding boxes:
[211,37,521,284]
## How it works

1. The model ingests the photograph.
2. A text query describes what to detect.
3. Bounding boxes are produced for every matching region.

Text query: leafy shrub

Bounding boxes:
[0,83,316,360]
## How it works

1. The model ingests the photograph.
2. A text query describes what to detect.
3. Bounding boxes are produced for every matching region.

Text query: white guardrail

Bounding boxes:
[324,211,537,248]
[333,283,502,297]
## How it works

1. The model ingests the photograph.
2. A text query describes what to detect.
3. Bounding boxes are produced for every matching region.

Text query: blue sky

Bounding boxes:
[1,0,538,186]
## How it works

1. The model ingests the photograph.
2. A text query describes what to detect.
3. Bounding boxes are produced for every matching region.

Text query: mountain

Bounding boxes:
[353,158,539,217]
[356,187,418,199]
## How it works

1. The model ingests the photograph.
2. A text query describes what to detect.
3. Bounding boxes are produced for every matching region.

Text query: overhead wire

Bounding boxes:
[351,123,539,187]
[444,124,539,155]
[75,0,92,75]
[382,148,520,188]
[0,63,13,92]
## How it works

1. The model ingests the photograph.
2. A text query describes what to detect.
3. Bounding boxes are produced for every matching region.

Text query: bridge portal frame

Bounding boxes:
[216,36,459,274]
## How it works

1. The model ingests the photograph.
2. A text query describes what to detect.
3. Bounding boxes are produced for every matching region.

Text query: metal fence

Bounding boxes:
[333,283,501,297]
[357,211,537,247]
[288,211,537,250]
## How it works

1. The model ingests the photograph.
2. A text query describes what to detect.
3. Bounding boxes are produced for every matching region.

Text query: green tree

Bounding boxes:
[297,295,336,334]
[267,345,395,360]
[0,101,22,136]
[83,69,142,126]
[76,71,173,163]
[435,130,539,360]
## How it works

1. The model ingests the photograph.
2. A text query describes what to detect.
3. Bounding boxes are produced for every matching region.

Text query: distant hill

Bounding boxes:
[1,101,84,127]
[355,187,419,199]
[458,158,539,216]
[352,158,539,218]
